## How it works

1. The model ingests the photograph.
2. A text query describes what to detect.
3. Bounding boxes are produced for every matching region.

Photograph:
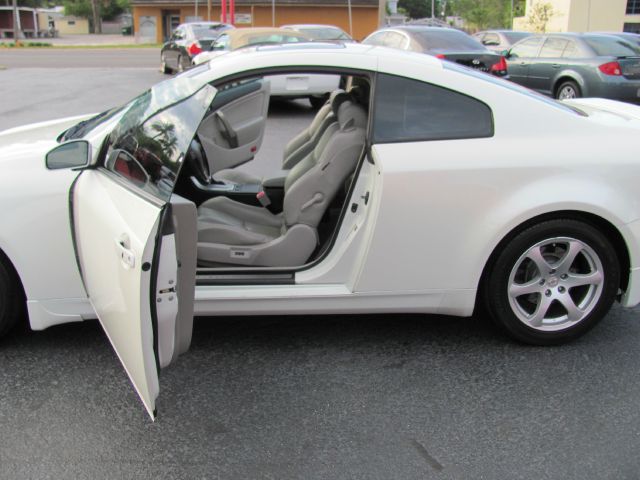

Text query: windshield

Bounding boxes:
[241,34,307,47]
[503,31,532,43]
[300,27,351,40]
[583,35,640,56]
[412,29,488,52]
[191,24,231,39]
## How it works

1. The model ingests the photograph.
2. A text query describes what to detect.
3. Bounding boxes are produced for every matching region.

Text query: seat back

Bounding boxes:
[282,100,367,228]
[281,89,351,170]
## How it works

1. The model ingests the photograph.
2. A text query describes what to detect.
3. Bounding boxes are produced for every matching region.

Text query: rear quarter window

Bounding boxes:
[372,73,494,143]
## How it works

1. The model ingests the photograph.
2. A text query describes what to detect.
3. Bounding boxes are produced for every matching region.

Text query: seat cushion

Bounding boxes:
[198,196,283,246]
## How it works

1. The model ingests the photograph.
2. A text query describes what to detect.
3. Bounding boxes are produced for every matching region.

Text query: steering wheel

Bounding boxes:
[187,137,211,184]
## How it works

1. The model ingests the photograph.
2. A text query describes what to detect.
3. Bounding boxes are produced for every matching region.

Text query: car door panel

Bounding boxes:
[72,170,164,419]
[197,79,271,174]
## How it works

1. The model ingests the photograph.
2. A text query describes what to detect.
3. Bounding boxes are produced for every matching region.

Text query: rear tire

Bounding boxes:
[0,256,24,339]
[484,219,619,345]
[555,80,581,100]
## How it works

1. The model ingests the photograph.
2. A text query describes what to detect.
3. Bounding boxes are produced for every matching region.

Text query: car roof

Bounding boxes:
[179,21,229,29]
[282,24,344,29]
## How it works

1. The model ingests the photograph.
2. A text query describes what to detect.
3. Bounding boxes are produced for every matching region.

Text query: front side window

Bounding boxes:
[104,86,215,201]
[509,36,543,58]
[372,73,493,144]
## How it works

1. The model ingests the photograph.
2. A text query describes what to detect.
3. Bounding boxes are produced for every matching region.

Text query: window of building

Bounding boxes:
[627,0,640,15]
[372,73,493,144]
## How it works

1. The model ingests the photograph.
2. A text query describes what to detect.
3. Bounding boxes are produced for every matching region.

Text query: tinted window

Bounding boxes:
[539,37,569,57]
[363,31,388,46]
[191,24,231,39]
[562,40,581,58]
[104,86,214,201]
[583,35,640,56]
[373,73,493,143]
[503,32,532,43]
[385,31,407,49]
[242,34,306,47]
[299,27,350,40]
[509,36,543,57]
[483,33,500,46]
[411,29,487,52]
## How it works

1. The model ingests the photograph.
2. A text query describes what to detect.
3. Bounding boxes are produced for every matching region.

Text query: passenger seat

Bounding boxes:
[212,89,352,186]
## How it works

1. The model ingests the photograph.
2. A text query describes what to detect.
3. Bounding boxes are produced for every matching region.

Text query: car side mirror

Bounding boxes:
[45,140,91,170]
[502,49,511,58]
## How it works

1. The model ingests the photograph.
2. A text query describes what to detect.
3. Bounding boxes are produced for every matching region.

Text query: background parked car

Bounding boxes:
[362,26,508,77]
[473,30,532,53]
[506,33,640,101]
[281,24,354,42]
[161,21,233,74]
[193,28,339,108]
[594,31,640,47]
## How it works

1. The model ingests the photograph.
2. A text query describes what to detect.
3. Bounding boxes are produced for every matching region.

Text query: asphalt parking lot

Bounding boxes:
[2,49,640,479]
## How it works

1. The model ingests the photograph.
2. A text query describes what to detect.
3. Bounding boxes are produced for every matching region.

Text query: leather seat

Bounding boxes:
[197,99,368,267]
[212,89,352,185]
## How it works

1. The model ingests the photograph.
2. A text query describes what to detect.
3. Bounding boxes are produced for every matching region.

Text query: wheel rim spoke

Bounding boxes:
[554,240,582,274]
[526,246,552,275]
[557,294,583,321]
[509,279,542,298]
[528,295,552,327]
[565,271,603,288]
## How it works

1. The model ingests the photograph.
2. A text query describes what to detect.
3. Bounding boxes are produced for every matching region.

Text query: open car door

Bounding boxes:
[70,84,215,419]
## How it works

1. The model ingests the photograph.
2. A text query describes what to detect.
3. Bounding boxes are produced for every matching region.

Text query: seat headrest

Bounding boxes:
[337,101,367,131]
[330,89,351,114]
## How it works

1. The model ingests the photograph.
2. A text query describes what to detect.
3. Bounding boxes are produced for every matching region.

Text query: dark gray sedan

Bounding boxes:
[506,33,640,101]
[362,26,508,77]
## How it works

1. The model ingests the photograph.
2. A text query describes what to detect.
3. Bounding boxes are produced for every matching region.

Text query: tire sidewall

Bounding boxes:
[486,219,620,345]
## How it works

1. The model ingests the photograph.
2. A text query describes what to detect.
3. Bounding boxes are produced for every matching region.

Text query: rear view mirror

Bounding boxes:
[46,140,91,170]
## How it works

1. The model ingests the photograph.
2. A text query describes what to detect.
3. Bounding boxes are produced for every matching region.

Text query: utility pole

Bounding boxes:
[12,0,19,44]
[431,0,435,18]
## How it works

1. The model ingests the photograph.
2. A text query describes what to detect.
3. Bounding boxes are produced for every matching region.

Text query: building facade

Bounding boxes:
[514,0,640,33]
[131,0,381,44]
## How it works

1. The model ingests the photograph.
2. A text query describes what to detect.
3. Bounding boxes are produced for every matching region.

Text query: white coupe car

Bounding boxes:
[1,43,640,418]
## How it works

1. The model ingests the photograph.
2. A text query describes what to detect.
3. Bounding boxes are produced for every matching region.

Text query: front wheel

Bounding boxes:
[556,80,581,100]
[484,219,620,345]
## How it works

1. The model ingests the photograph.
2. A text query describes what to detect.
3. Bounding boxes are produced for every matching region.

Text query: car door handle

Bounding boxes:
[551,63,561,68]
[115,235,136,269]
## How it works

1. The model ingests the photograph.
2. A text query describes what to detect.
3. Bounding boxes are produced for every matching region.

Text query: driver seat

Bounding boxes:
[211,89,352,186]
[197,99,367,267]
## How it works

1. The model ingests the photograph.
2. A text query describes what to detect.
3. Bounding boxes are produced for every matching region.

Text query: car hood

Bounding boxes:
[0,114,94,148]
[0,114,94,165]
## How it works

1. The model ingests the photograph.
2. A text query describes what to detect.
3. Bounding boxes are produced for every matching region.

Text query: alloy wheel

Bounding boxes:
[507,237,604,331]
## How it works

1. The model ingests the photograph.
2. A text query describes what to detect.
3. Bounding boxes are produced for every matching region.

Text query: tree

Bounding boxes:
[451,0,506,30]
[398,0,446,19]
[526,0,554,33]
